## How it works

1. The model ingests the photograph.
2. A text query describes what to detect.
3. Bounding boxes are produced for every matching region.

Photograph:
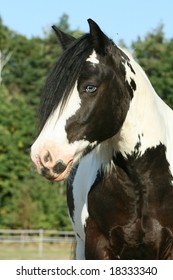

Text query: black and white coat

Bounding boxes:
[31,19,173,259]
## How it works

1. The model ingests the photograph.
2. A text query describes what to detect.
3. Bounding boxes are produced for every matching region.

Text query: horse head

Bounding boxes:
[30,19,143,182]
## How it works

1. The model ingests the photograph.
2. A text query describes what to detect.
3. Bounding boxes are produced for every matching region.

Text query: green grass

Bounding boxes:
[0,242,75,260]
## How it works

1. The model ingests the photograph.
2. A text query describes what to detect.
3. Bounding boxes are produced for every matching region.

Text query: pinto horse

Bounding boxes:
[31,19,173,259]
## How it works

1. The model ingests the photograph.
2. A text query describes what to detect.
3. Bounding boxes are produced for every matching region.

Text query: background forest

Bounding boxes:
[0,14,173,230]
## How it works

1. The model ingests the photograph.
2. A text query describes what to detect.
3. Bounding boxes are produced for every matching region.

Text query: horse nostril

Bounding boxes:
[43,151,52,163]
[53,160,67,174]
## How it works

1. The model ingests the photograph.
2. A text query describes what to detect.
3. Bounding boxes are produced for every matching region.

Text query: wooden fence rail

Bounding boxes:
[0,229,75,256]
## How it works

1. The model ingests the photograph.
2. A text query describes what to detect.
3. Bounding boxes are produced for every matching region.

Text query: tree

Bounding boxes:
[0,17,13,84]
[0,16,73,230]
[0,50,12,84]
[132,25,173,108]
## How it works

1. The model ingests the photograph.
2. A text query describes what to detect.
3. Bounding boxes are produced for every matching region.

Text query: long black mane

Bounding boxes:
[38,33,93,132]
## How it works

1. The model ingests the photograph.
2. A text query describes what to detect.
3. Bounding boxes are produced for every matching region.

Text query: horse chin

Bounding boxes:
[52,160,73,182]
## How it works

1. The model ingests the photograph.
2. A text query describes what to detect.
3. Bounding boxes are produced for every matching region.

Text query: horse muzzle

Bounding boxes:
[31,149,73,181]
[41,160,73,181]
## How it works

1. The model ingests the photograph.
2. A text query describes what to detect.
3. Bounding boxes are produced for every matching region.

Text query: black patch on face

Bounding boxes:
[53,160,67,174]
[65,49,134,144]
[86,143,173,259]
[41,166,50,179]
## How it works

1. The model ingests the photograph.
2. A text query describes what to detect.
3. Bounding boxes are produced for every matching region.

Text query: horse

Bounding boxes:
[31,19,173,259]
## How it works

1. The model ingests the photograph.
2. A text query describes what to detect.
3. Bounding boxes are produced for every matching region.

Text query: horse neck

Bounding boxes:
[115,70,173,157]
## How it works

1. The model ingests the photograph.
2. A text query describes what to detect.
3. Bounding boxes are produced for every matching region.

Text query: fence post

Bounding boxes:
[38,229,43,257]
[20,230,25,249]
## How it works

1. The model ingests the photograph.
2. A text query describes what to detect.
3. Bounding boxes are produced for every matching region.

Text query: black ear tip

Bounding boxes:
[87,18,110,54]
[87,18,98,28]
[52,25,56,30]
[52,25,59,33]
[87,18,104,36]
[87,18,93,24]
[52,25,59,35]
[51,25,76,50]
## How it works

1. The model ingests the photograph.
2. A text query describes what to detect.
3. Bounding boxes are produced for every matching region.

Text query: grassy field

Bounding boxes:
[0,242,75,260]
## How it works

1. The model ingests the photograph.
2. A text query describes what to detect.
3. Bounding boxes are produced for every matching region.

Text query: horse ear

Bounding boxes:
[52,25,76,50]
[87,18,110,54]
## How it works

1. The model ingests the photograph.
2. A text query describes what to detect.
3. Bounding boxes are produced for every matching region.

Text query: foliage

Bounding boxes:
[132,24,173,108]
[0,15,173,230]
[0,15,72,230]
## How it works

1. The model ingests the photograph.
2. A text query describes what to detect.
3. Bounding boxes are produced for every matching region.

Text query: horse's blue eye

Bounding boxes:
[85,85,97,93]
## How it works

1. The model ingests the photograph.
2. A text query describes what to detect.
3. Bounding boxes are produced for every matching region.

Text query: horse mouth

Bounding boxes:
[48,160,73,182]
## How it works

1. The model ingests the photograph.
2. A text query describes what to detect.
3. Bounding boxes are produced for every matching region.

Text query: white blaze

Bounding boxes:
[31,82,90,165]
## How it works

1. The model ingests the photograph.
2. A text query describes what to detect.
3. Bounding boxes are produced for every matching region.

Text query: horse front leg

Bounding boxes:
[85,216,114,260]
